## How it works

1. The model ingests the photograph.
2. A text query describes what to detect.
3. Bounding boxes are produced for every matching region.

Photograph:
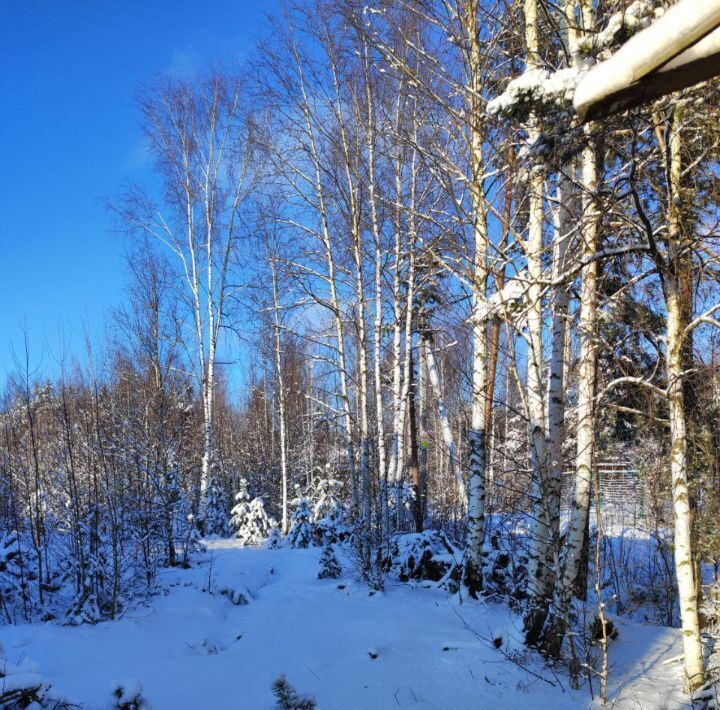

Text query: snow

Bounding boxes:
[487,68,581,119]
[574,0,720,120]
[470,272,529,324]
[0,540,693,709]
[576,0,662,58]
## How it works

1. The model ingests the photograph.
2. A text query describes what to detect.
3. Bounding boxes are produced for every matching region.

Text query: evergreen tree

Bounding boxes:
[271,675,316,710]
[318,541,341,579]
[203,460,229,537]
[230,480,271,545]
[311,477,348,544]
[267,519,282,549]
[289,497,314,548]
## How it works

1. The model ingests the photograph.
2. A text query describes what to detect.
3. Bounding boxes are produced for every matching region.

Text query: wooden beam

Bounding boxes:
[579,30,720,121]
[574,0,720,121]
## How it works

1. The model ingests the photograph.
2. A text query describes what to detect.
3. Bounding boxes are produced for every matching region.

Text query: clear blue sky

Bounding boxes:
[0,1,274,382]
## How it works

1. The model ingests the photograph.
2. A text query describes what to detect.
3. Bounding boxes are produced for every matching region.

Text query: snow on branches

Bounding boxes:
[289,497,314,549]
[230,479,271,545]
[204,459,230,537]
[486,68,581,120]
[0,642,71,709]
[272,674,316,710]
[311,477,348,544]
[487,2,667,121]
[577,1,665,58]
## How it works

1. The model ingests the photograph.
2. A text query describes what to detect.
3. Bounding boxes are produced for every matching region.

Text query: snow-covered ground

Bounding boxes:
[1,540,690,709]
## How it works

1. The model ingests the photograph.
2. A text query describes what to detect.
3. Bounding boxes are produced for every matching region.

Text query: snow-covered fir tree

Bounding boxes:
[311,477,348,544]
[289,497,314,549]
[230,479,271,545]
[203,459,229,537]
[64,507,112,625]
[317,541,341,579]
[267,519,282,549]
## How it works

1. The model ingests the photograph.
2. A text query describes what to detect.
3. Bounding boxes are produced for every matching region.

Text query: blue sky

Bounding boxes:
[0,1,274,382]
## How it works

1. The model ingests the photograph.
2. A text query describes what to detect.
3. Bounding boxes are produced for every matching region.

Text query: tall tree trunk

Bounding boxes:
[464,0,489,596]
[667,286,704,692]
[395,248,416,529]
[271,265,289,534]
[407,348,423,532]
[666,103,704,693]
[522,0,555,640]
[418,341,429,524]
[542,132,600,657]
[288,29,357,513]
[525,167,574,644]
[363,39,388,540]
[422,334,465,504]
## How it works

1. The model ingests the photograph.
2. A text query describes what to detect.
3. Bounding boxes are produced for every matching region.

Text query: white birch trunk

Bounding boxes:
[422,335,466,505]
[525,167,574,644]
[386,85,407,494]
[667,287,705,692]
[288,33,358,512]
[543,133,599,657]
[329,42,371,532]
[271,265,289,534]
[363,42,388,536]
[666,104,704,692]
[464,0,489,595]
[522,0,552,636]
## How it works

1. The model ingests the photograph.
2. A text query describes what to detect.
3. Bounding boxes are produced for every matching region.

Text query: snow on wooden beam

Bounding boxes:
[574,0,720,121]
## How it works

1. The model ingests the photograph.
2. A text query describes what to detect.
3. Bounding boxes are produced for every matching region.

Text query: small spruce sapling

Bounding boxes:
[318,541,341,579]
[289,497,314,549]
[203,459,230,537]
[267,519,282,549]
[272,674,316,709]
[312,477,348,544]
[231,479,271,545]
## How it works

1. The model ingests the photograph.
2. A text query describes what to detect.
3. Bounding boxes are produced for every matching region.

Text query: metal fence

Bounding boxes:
[560,461,652,530]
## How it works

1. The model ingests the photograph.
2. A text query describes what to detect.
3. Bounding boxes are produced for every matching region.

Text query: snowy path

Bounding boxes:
[604,618,690,709]
[1,541,690,709]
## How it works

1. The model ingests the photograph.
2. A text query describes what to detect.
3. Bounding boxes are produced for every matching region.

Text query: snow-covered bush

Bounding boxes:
[164,465,196,566]
[694,682,719,710]
[218,584,252,606]
[64,588,103,626]
[230,480,271,545]
[63,508,115,625]
[701,584,720,636]
[388,530,459,586]
[272,674,316,709]
[180,514,204,567]
[109,679,150,709]
[318,541,341,579]
[0,531,38,623]
[483,531,529,604]
[289,498,314,549]
[388,481,416,512]
[311,477,343,521]
[0,642,71,708]
[387,481,417,529]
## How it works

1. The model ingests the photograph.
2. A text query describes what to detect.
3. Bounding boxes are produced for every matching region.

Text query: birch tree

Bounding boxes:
[119,73,259,530]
